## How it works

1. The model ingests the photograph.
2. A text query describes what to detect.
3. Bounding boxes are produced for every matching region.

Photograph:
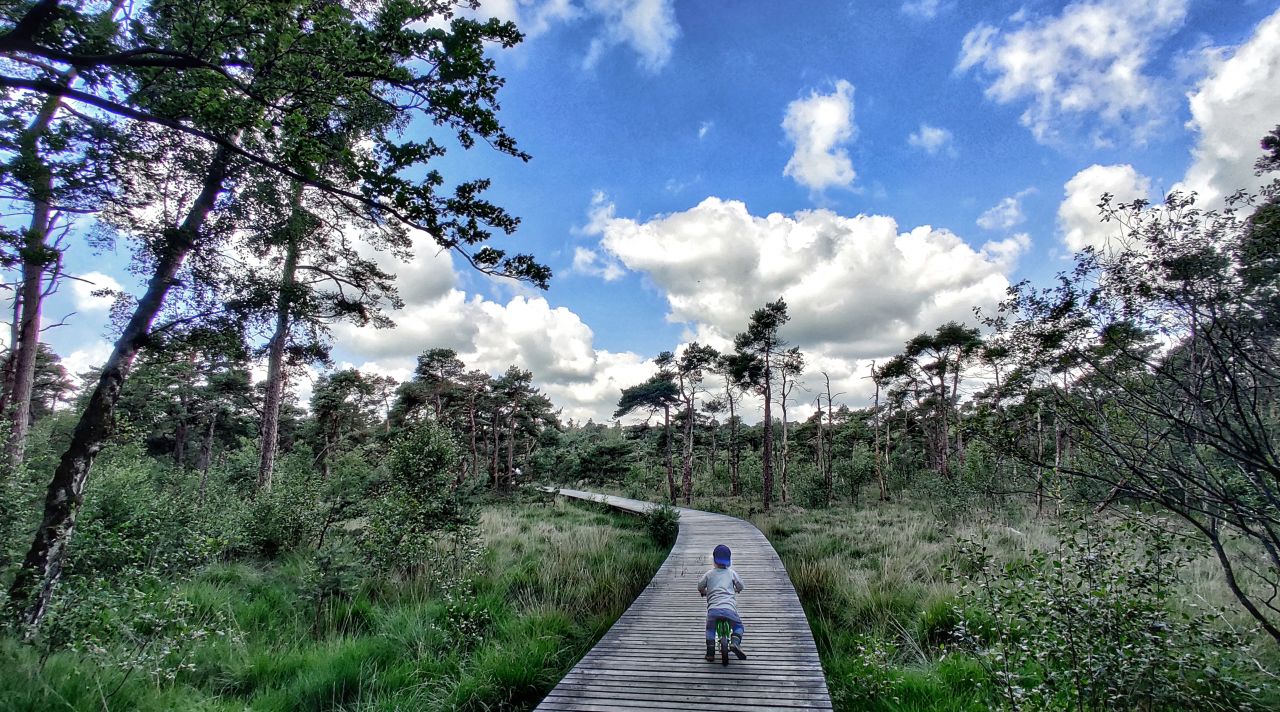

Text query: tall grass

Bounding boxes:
[750,497,1278,712]
[0,497,666,711]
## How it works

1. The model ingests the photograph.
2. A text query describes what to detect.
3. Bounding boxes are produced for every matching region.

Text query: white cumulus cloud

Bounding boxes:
[61,340,114,378]
[474,0,678,72]
[957,0,1189,146]
[332,243,647,422]
[578,195,1029,418]
[72,271,123,312]
[1177,9,1280,205]
[582,0,680,72]
[977,188,1034,231]
[571,246,626,281]
[589,195,1023,360]
[1058,164,1152,252]
[908,123,956,156]
[782,80,858,193]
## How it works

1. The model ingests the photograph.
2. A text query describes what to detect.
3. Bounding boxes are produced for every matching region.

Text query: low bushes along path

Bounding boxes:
[535,489,832,711]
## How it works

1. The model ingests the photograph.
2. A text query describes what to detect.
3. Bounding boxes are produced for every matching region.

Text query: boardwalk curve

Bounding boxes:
[535,489,832,711]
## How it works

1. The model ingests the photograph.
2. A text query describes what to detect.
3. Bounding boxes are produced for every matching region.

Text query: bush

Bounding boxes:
[362,422,477,576]
[952,516,1266,711]
[642,503,679,547]
[238,470,322,559]
[37,576,240,684]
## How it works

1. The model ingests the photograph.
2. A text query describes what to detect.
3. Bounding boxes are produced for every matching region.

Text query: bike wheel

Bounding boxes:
[719,629,729,666]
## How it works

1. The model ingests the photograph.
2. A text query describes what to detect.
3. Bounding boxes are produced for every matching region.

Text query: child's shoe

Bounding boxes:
[730,635,747,660]
[704,640,715,662]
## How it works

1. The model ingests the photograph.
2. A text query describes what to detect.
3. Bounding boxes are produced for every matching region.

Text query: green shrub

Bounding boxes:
[952,516,1266,711]
[642,502,680,546]
[38,575,239,685]
[361,422,475,572]
[239,474,322,559]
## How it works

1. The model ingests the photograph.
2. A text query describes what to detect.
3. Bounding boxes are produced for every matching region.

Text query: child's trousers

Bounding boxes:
[705,608,744,641]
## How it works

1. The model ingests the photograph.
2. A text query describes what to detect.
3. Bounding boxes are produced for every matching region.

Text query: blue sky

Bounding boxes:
[38,0,1280,421]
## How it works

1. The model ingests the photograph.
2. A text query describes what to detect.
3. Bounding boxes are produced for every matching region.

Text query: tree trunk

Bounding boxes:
[871,372,887,502]
[815,396,828,506]
[3,87,66,472]
[951,355,964,461]
[468,398,478,481]
[257,183,304,492]
[936,372,950,480]
[173,419,188,468]
[0,290,22,420]
[663,404,675,504]
[779,380,790,505]
[1035,402,1045,517]
[7,231,48,472]
[505,412,516,489]
[5,145,233,631]
[489,410,501,488]
[681,381,695,505]
[196,412,216,503]
[320,426,332,482]
[709,421,718,484]
[762,359,774,512]
[727,389,740,496]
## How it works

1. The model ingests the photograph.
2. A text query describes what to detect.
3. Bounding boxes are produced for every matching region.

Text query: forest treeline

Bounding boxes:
[2,1,1280,710]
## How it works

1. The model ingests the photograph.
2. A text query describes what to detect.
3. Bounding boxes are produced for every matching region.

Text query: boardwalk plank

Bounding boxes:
[533,489,832,711]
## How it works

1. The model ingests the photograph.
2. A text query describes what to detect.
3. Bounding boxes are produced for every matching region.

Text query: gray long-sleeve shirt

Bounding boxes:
[697,567,745,613]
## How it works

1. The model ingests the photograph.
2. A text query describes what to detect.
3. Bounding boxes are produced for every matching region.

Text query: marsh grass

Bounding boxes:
[745,496,1278,711]
[0,497,666,711]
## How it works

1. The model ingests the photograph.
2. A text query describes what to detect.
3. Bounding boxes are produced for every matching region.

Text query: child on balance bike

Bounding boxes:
[697,544,747,662]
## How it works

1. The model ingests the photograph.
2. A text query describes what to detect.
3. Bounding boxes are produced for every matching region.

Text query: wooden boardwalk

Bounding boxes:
[535,489,832,711]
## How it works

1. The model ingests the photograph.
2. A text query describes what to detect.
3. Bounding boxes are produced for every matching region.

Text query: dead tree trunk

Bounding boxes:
[727,386,740,496]
[870,365,887,501]
[761,358,774,512]
[680,376,695,505]
[778,376,791,505]
[663,403,675,503]
[5,146,234,631]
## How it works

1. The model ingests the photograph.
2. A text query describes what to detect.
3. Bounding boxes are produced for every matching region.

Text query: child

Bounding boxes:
[697,543,746,661]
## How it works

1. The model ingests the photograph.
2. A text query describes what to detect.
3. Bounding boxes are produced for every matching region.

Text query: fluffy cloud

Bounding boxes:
[333,245,648,421]
[570,246,625,281]
[957,0,1188,145]
[1058,164,1151,252]
[581,0,680,72]
[782,80,858,193]
[977,188,1034,231]
[1178,9,1280,204]
[575,195,1028,418]
[478,0,578,36]
[475,0,678,72]
[698,120,713,140]
[71,271,122,312]
[336,192,1028,423]
[61,340,113,378]
[908,123,955,156]
[590,195,1023,361]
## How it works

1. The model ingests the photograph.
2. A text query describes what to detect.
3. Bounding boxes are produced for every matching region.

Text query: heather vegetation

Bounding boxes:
[2,2,1280,711]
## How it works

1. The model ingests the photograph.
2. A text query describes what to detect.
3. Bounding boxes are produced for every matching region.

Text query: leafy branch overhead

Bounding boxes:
[0,0,550,286]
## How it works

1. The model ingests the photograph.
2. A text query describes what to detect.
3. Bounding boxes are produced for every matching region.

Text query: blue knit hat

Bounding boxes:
[713,544,731,567]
